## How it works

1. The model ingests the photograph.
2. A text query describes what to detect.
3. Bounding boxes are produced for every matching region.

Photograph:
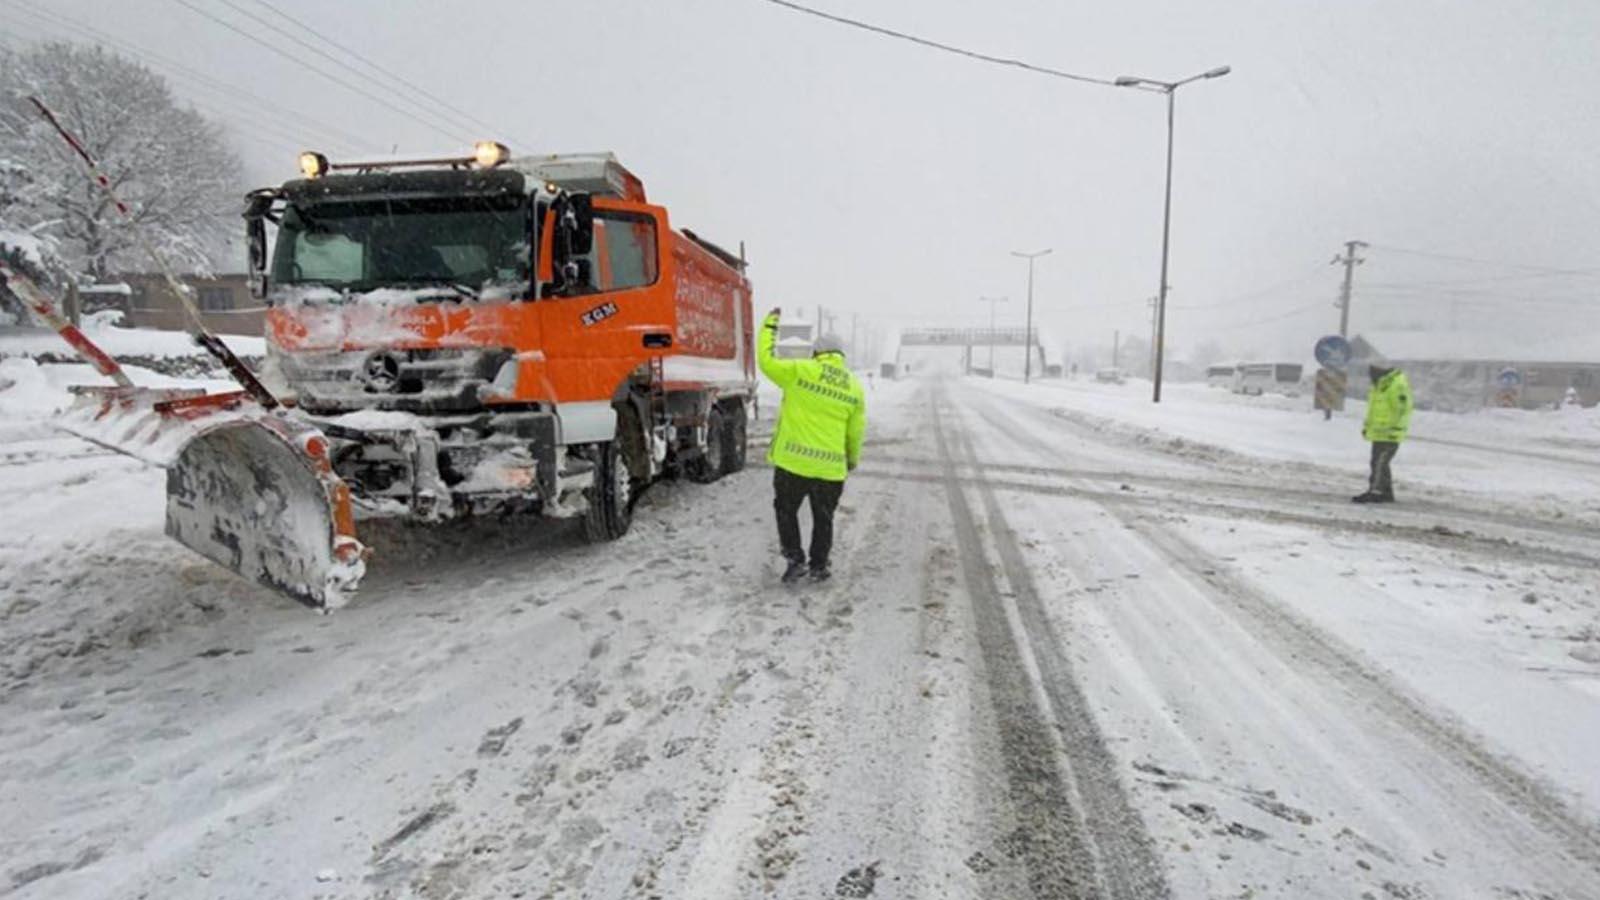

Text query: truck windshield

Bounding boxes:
[271,195,530,296]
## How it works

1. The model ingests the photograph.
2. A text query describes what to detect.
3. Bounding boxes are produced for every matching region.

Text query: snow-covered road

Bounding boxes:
[4,372,1599,899]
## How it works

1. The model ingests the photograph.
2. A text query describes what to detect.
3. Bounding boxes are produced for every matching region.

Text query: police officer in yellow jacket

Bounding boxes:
[757,308,867,583]
[1355,363,1414,504]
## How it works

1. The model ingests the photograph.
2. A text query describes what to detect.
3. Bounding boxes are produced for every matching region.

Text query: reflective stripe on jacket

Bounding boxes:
[757,313,866,481]
[1364,369,1414,443]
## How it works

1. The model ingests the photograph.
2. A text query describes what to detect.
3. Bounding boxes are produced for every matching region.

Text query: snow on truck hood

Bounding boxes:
[268,287,524,352]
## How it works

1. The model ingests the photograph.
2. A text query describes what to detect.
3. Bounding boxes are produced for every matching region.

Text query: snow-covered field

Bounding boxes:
[3,363,1599,899]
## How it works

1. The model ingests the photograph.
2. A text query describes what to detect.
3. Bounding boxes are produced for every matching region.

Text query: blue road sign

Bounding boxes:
[1497,367,1523,388]
[1314,335,1351,369]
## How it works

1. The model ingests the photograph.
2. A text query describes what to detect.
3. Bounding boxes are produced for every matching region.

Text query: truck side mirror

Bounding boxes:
[246,216,268,299]
[550,193,596,296]
[243,190,278,300]
[567,194,594,257]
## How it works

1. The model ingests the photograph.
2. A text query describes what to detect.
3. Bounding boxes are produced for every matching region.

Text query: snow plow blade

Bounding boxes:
[56,386,366,611]
[166,417,366,611]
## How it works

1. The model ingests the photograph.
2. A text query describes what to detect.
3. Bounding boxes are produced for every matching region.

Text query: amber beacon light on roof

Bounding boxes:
[297,142,512,179]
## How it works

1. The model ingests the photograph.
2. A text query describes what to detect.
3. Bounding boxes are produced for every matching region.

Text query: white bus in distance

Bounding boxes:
[1205,364,1235,388]
[1232,362,1304,396]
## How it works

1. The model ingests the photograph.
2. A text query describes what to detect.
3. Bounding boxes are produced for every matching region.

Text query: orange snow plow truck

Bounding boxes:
[63,146,756,610]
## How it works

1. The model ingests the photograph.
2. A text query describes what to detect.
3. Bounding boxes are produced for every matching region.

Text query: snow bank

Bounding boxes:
[0,356,63,417]
[968,376,1600,506]
[0,324,266,360]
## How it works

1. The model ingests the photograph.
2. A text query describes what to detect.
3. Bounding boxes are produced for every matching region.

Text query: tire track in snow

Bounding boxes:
[1044,402,1600,538]
[931,384,1169,900]
[851,466,1600,571]
[968,385,1600,886]
[882,451,1600,546]
[1126,520,1600,879]
[954,394,1600,570]
[1410,433,1598,469]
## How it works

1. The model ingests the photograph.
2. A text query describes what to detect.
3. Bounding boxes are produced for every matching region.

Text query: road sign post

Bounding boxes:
[1314,368,1348,417]
[1495,367,1522,408]
[1312,335,1351,420]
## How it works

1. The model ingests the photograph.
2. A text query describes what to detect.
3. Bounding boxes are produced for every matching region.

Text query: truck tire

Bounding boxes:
[581,439,634,542]
[721,402,748,475]
[687,406,725,484]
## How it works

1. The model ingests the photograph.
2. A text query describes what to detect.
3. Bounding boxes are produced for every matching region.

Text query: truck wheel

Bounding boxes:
[581,440,633,542]
[687,407,725,484]
[722,402,748,474]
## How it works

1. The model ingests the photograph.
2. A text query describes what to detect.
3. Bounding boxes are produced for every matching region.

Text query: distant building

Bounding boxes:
[1350,331,1600,409]
[107,273,264,337]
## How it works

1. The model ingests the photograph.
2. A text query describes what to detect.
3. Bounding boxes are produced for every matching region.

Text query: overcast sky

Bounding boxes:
[7,0,1599,363]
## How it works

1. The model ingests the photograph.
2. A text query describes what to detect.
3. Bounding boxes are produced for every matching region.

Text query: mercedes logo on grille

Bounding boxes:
[360,351,402,392]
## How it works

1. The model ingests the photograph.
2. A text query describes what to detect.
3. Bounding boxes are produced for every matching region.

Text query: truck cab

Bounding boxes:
[244,146,755,537]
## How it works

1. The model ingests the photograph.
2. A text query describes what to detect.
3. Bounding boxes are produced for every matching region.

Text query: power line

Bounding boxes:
[209,0,481,144]
[1366,242,1599,276]
[756,0,1133,89]
[244,0,529,148]
[2,0,372,154]
[1361,270,1600,292]
[1358,289,1600,309]
[167,0,469,145]
[1169,264,1329,310]
[1228,301,1324,330]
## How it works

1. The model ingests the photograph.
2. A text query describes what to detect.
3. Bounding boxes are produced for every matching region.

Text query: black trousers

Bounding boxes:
[1369,441,1399,496]
[773,467,845,568]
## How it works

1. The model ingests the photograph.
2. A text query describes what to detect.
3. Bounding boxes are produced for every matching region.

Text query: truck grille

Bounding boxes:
[279,347,511,413]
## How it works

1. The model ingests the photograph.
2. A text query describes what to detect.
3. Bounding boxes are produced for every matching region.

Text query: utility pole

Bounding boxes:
[1011,249,1052,384]
[1147,295,1159,378]
[1333,240,1367,338]
[850,313,858,360]
[1112,329,1120,370]
[977,296,1007,370]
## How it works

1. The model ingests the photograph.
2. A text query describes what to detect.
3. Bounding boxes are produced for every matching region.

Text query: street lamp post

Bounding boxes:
[1010,248,1052,383]
[1114,65,1231,403]
[977,296,1007,372]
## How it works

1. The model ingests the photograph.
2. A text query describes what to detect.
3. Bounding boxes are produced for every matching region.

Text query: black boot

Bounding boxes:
[1351,492,1376,503]
[781,558,808,584]
[808,564,832,584]
[1370,492,1395,504]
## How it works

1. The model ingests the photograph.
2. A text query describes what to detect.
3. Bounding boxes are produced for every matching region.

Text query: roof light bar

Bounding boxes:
[294,143,513,177]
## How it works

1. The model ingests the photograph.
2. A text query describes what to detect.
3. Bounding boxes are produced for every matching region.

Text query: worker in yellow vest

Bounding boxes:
[757,308,867,583]
[1354,363,1414,503]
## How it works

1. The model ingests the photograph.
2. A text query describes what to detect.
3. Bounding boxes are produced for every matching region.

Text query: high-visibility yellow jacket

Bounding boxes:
[757,312,866,481]
[1364,369,1414,443]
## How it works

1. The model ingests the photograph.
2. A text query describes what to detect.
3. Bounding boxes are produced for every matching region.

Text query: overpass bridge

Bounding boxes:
[894,327,1054,376]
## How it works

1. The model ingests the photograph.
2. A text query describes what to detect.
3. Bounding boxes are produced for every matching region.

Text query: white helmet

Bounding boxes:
[813,334,845,356]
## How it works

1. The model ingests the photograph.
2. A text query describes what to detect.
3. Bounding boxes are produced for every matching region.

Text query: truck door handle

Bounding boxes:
[643,332,672,349]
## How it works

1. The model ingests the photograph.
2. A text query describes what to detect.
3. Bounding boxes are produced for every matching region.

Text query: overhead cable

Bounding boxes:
[3,0,372,153]
[757,0,1130,89]
[1366,243,1599,276]
[167,0,469,144]
[245,0,529,147]
[211,0,480,143]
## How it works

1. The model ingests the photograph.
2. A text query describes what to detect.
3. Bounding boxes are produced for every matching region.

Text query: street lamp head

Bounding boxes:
[1114,76,1143,87]
[1203,65,1232,79]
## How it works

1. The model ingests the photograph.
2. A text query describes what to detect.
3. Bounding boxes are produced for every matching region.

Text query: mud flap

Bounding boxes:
[165,418,366,611]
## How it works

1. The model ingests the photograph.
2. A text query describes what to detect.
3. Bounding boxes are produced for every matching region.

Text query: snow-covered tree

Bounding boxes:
[0,42,242,279]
